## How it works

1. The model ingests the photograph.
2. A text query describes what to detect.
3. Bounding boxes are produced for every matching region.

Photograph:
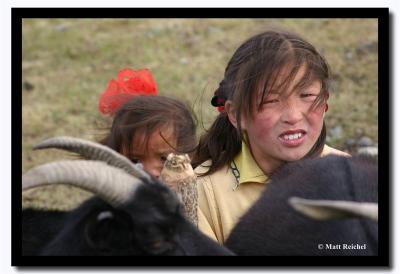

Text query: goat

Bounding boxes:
[22,137,233,256]
[224,154,378,256]
[22,137,378,256]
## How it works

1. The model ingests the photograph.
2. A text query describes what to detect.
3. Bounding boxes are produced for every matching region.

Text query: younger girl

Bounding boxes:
[98,68,197,178]
[193,30,349,243]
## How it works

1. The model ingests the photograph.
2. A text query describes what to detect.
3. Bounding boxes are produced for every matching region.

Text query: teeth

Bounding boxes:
[283,133,303,140]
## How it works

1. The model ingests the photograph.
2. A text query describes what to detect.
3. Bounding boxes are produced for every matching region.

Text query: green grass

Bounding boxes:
[22,18,378,210]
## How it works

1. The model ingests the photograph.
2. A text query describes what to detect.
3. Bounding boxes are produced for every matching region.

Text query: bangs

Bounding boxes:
[255,49,329,113]
[119,124,148,158]
[120,122,176,158]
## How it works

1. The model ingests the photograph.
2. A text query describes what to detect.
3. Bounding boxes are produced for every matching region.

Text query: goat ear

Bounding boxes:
[84,209,134,254]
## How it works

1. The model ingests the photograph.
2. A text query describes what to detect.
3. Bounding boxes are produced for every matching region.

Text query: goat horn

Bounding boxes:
[34,136,150,180]
[22,160,143,207]
[288,197,378,222]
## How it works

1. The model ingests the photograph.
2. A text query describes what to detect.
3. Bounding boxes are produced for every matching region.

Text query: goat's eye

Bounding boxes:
[85,210,133,252]
[96,210,114,221]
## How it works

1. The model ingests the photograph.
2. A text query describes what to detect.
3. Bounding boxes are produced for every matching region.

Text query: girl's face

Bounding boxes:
[235,66,326,174]
[121,127,177,178]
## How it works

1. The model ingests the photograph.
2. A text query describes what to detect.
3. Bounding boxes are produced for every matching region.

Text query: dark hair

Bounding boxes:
[193,30,330,175]
[100,95,197,159]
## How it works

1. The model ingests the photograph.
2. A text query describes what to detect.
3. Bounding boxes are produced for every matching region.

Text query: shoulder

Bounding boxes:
[194,160,232,179]
[194,160,235,190]
[194,160,213,176]
[321,144,351,157]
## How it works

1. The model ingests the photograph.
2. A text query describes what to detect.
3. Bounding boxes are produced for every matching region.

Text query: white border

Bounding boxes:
[2,1,398,273]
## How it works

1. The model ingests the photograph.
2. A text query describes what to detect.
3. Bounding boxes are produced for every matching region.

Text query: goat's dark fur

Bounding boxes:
[225,155,378,255]
[23,155,378,256]
[22,177,233,256]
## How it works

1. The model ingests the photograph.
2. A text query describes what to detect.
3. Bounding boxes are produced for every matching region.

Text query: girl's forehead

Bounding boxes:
[133,127,176,144]
[261,64,321,95]
[274,64,306,84]
[118,126,172,157]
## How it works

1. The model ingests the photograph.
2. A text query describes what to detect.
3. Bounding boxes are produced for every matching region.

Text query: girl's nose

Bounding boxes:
[281,100,304,125]
[143,163,162,178]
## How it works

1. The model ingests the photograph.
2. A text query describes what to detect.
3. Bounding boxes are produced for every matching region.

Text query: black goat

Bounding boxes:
[22,137,233,256]
[225,154,378,256]
[23,177,233,256]
[22,137,378,256]
[22,208,68,255]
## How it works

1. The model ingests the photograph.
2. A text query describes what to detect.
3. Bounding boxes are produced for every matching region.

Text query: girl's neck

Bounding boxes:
[247,145,285,176]
[242,133,284,175]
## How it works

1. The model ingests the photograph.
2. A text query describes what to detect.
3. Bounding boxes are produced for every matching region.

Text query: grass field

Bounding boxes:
[21,18,378,210]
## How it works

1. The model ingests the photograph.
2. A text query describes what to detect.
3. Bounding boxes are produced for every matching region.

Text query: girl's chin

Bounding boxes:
[280,150,308,162]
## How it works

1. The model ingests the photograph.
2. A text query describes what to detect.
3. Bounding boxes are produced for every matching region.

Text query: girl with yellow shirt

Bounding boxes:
[192,30,349,244]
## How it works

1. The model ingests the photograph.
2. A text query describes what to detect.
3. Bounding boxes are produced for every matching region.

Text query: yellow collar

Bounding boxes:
[231,142,346,186]
[232,141,269,185]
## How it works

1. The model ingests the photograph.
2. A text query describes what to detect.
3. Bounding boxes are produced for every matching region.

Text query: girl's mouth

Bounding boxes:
[278,130,306,147]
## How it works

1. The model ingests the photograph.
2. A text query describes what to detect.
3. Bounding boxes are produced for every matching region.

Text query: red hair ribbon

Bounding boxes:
[217,105,225,113]
[211,92,227,113]
[99,68,158,115]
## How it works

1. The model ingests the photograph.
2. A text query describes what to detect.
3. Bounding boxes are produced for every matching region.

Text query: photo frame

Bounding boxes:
[14,7,389,267]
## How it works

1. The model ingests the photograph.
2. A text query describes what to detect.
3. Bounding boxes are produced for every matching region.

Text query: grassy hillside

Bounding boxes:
[21,18,378,209]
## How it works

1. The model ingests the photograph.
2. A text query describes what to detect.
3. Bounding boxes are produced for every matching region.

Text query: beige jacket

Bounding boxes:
[195,143,349,244]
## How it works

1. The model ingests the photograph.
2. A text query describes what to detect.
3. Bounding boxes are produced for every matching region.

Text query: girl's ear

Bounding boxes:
[225,100,239,129]
[322,103,328,118]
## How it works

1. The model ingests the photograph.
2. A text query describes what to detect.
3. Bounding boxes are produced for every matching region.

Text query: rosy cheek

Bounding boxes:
[307,106,326,131]
[309,104,326,117]
[252,115,276,137]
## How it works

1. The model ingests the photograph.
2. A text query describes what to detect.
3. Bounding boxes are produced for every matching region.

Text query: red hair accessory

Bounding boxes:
[211,92,227,113]
[99,68,158,115]
[217,105,225,113]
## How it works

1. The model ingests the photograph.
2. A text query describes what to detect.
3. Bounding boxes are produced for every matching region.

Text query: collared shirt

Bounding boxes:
[195,142,349,244]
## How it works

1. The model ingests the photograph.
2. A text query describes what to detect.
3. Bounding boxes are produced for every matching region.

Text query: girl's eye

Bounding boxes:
[260,98,280,110]
[263,98,280,104]
[130,158,141,164]
[301,93,315,97]
[160,155,167,162]
[300,93,318,101]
